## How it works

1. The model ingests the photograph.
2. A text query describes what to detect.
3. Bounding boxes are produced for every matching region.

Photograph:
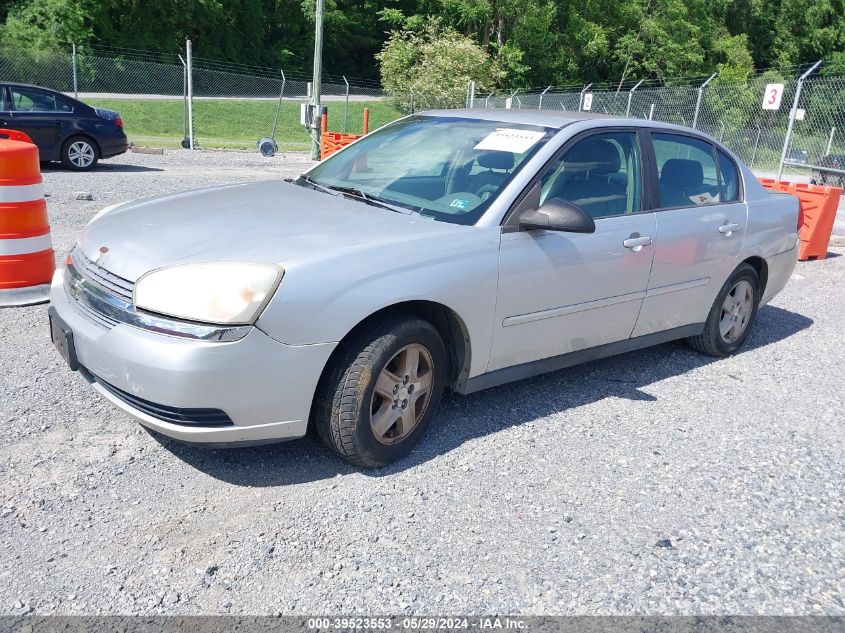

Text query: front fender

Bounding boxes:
[256,226,501,380]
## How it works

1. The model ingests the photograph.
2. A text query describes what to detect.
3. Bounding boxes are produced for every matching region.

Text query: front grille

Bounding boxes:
[75,299,119,329]
[92,373,234,427]
[72,247,134,303]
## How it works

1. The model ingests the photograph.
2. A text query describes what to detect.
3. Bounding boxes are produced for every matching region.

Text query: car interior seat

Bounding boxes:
[467,151,515,197]
[659,158,717,207]
[546,138,627,217]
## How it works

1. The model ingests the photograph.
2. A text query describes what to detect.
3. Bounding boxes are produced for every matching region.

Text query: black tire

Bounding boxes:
[687,263,760,357]
[313,316,448,468]
[61,135,99,171]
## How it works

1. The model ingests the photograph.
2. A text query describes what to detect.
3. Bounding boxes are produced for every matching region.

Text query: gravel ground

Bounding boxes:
[1,150,843,616]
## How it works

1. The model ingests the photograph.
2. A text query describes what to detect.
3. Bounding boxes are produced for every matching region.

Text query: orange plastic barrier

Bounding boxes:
[320,108,370,159]
[758,177,842,261]
[0,130,55,306]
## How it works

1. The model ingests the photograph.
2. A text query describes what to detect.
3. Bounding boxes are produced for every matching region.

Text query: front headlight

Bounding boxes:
[134,262,283,325]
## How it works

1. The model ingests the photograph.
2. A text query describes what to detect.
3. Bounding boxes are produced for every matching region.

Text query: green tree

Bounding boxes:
[377,18,502,110]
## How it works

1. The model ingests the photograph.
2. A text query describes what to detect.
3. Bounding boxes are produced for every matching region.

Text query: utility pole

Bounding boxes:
[310,0,324,160]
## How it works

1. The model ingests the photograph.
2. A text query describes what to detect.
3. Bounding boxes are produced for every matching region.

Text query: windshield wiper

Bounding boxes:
[297,175,338,197]
[297,175,425,216]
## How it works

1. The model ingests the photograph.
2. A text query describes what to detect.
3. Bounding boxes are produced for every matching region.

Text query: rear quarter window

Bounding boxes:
[717,150,740,202]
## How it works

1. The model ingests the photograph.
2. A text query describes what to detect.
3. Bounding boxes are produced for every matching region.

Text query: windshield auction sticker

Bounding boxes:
[474,128,545,154]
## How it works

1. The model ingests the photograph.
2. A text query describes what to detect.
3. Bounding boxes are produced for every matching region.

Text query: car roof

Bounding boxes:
[2,82,60,91]
[419,108,636,129]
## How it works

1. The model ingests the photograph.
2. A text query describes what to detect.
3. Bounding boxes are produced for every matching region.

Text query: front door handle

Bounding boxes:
[623,235,653,252]
[719,222,741,236]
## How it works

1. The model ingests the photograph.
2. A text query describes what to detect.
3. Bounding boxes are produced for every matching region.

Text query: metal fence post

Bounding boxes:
[178,54,188,146]
[692,73,717,129]
[71,43,78,98]
[468,81,475,108]
[648,104,655,120]
[484,92,493,109]
[825,127,836,157]
[578,83,592,112]
[186,39,194,150]
[409,88,414,114]
[778,60,822,180]
[626,79,643,117]
[538,85,552,110]
[271,69,286,140]
[750,124,762,168]
[342,76,349,132]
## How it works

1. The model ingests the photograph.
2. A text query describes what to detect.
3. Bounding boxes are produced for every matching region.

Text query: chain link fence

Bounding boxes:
[1,43,843,182]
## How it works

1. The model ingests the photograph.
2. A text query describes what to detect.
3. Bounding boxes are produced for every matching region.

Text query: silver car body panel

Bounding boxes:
[50,110,799,443]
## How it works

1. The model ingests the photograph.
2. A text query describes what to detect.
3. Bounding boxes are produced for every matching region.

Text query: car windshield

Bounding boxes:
[299,115,555,225]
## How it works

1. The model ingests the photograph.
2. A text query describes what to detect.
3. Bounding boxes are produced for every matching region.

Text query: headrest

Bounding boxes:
[661,159,703,188]
[563,138,621,175]
[477,151,515,170]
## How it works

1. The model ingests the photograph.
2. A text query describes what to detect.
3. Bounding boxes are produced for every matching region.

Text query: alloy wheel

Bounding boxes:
[68,141,95,168]
[719,279,754,344]
[369,343,434,445]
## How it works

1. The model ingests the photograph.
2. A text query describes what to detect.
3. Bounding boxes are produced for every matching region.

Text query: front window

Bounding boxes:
[301,115,555,225]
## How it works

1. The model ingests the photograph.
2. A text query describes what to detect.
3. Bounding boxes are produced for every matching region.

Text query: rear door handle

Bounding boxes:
[719,223,741,236]
[623,235,653,251]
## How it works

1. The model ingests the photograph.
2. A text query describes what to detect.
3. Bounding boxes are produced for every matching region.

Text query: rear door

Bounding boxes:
[7,86,69,158]
[632,131,746,337]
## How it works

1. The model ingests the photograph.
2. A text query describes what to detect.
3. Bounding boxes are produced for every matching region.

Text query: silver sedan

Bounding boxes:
[49,110,800,467]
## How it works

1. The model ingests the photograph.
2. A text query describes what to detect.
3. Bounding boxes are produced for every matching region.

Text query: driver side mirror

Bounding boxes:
[518,197,596,234]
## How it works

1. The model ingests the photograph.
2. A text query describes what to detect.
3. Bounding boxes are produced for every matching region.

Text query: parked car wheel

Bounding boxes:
[688,263,760,357]
[314,316,448,468]
[61,135,99,171]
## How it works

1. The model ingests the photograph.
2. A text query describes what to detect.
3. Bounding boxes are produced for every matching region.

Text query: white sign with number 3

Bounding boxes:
[762,83,784,111]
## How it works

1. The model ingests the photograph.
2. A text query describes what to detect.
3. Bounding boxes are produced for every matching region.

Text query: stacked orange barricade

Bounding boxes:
[758,177,842,261]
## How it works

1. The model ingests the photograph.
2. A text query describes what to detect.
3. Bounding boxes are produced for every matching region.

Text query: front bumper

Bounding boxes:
[50,268,336,443]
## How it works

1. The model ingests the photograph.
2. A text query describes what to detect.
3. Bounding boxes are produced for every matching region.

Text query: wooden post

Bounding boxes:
[363,108,369,135]
[321,112,327,134]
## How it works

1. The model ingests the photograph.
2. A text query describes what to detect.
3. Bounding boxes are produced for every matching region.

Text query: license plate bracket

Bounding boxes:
[49,307,80,371]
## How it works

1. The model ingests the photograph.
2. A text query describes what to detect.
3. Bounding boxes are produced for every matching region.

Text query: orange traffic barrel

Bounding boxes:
[0,130,55,306]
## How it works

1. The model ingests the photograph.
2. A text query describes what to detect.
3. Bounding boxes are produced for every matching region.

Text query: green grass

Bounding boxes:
[87,98,404,151]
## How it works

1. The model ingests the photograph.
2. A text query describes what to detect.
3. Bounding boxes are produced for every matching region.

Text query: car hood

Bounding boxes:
[79,180,466,281]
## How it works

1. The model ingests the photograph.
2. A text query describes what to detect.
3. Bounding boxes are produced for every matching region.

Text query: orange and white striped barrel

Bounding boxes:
[0,130,55,306]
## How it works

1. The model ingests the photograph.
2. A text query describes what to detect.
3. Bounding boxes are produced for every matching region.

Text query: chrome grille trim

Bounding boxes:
[72,247,134,302]
[64,252,251,343]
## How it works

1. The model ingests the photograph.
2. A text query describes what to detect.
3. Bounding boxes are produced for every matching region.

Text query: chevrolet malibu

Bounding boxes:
[49,110,799,467]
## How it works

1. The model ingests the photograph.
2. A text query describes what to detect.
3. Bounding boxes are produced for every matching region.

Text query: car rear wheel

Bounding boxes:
[687,263,760,357]
[314,316,447,468]
[61,136,99,171]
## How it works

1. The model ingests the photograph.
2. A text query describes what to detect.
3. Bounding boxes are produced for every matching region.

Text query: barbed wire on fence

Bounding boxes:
[1,42,842,179]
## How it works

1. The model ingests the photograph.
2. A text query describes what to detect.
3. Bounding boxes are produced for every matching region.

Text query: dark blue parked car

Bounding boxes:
[0,83,128,171]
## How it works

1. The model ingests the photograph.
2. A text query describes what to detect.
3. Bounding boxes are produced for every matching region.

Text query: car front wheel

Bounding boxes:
[61,136,99,171]
[314,316,448,468]
[688,263,760,357]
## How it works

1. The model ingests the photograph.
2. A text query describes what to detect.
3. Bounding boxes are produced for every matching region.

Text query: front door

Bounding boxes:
[489,130,656,372]
[632,132,746,337]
